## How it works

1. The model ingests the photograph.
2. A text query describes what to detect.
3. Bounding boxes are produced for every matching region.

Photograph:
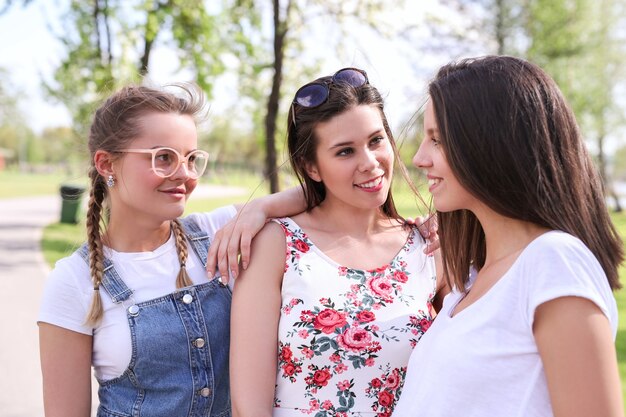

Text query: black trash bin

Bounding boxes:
[59,185,86,224]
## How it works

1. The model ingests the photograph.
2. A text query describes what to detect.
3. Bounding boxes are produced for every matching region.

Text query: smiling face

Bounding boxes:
[109,112,199,224]
[412,100,476,213]
[307,104,394,211]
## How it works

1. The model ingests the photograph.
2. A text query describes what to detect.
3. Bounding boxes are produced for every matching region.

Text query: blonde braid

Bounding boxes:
[171,219,193,288]
[85,168,106,325]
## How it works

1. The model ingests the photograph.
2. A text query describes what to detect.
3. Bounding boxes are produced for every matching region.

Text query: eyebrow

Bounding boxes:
[328,128,385,149]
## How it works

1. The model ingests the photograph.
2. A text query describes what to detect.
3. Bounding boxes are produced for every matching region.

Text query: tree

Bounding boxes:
[526,0,626,211]
[33,0,251,138]
[0,68,33,168]
[232,0,408,193]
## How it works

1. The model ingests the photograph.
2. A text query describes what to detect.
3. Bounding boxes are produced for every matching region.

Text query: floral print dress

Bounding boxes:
[272,217,437,417]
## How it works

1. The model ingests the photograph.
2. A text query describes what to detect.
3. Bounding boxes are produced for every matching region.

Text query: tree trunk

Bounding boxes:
[139,38,154,76]
[264,0,285,194]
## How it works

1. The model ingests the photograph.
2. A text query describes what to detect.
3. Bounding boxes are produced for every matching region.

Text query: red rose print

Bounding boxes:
[337,326,372,352]
[300,310,315,323]
[367,276,394,301]
[282,362,297,376]
[385,370,401,390]
[313,309,347,334]
[321,400,333,410]
[420,318,432,332]
[378,390,394,407]
[356,310,376,323]
[312,368,332,387]
[294,239,310,253]
[280,346,292,361]
[393,270,408,283]
[370,378,383,388]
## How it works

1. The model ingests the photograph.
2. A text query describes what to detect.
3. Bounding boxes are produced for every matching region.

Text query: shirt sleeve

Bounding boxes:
[187,205,238,238]
[38,253,94,335]
[522,232,618,337]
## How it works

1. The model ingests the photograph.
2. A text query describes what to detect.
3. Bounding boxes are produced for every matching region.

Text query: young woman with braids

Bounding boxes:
[37,84,306,417]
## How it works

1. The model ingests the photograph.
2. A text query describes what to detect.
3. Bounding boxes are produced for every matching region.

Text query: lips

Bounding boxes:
[161,187,186,195]
[355,175,383,190]
[427,175,442,192]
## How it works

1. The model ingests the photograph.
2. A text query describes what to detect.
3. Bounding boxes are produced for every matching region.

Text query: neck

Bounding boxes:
[475,208,549,267]
[311,198,396,237]
[104,217,172,252]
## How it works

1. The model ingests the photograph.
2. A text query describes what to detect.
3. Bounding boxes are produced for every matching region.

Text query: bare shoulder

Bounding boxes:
[236,221,286,285]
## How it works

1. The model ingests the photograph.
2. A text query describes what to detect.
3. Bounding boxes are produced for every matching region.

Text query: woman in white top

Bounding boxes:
[393,56,624,417]
[38,83,305,417]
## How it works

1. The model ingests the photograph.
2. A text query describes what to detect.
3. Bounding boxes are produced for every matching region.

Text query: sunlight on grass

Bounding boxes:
[0,170,86,199]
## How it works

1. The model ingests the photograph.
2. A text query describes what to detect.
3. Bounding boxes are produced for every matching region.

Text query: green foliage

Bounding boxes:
[0,68,35,165]
[42,0,257,139]
[613,146,626,181]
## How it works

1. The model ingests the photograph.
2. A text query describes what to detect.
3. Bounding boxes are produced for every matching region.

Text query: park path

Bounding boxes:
[0,185,247,417]
[0,195,59,417]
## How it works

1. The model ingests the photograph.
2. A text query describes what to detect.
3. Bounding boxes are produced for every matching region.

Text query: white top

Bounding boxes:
[272,218,437,416]
[392,231,618,417]
[38,206,237,381]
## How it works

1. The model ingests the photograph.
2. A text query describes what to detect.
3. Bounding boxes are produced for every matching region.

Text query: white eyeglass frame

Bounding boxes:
[119,147,209,179]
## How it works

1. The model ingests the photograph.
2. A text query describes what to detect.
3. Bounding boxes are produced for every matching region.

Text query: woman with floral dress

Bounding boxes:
[230,68,444,417]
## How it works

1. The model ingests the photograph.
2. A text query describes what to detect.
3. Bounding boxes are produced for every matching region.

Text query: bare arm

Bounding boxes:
[207,187,305,281]
[230,222,286,417]
[39,323,93,417]
[533,296,623,417]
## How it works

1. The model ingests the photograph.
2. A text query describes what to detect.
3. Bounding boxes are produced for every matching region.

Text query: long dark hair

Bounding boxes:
[287,72,419,219]
[430,55,623,290]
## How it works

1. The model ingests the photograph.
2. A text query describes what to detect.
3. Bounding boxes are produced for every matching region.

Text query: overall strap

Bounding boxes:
[179,216,211,267]
[77,244,134,303]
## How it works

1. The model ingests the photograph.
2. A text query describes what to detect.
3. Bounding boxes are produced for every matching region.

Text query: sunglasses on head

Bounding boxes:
[292,67,369,109]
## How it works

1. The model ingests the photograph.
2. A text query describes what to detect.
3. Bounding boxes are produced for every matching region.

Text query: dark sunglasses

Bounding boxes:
[292,67,369,109]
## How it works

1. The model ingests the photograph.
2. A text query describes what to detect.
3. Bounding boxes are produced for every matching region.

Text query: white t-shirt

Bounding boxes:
[392,231,618,417]
[38,206,237,381]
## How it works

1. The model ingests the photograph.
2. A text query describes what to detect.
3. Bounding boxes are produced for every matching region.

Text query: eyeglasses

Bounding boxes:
[292,67,369,109]
[120,147,209,179]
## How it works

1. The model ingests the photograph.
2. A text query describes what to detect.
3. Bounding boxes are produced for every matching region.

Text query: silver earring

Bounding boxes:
[106,175,115,188]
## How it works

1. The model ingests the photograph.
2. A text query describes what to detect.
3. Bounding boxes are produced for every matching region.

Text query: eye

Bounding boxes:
[370,136,385,146]
[336,147,354,156]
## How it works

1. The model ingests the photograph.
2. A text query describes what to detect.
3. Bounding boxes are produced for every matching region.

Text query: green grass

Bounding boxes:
[0,169,85,198]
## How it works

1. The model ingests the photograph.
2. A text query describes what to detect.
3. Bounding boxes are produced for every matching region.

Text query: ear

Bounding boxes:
[304,161,322,183]
[94,150,116,178]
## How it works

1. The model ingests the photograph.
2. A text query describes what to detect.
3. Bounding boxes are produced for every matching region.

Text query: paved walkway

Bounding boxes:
[0,185,247,417]
[0,195,59,417]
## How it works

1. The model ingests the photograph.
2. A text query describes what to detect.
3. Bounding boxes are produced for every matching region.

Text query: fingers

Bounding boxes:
[226,233,241,280]
[206,240,218,279]
[239,231,252,271]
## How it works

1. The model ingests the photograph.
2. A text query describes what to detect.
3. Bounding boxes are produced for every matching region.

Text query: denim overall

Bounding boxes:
[78,217,231,417]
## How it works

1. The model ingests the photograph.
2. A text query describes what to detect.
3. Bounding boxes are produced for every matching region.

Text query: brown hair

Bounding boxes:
[429,55,623,290]
[85,84,206,325]
[287,72,423,218]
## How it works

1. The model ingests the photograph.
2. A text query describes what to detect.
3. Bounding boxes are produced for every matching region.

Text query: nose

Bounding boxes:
[359,149,379,172]
[169,160,191,180]
[412,140,431,169]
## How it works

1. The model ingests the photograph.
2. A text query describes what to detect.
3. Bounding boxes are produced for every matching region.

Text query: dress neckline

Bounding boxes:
[281,216,418,274]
